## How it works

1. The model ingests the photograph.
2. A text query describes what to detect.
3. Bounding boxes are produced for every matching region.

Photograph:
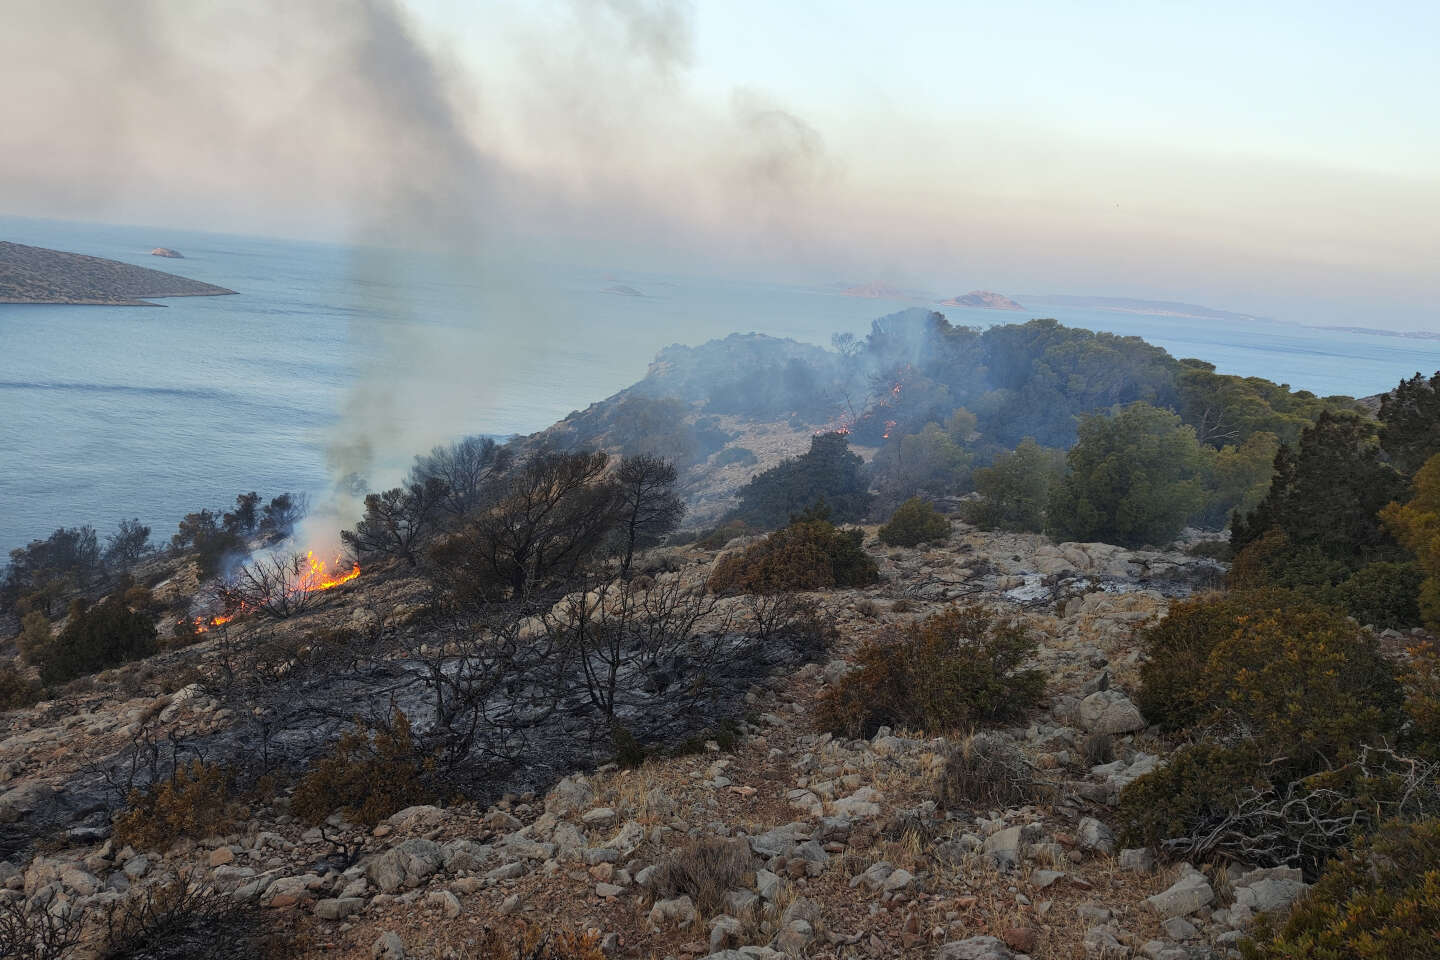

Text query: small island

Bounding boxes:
[939,289,1024,310]
[0,241,235,305]
[150,247,184,259]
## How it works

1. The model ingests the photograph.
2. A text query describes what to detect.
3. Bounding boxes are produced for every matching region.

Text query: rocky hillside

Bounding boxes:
[0,241,235,305]
[0,515,1361,960]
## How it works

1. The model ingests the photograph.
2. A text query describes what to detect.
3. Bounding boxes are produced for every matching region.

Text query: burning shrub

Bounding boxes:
[817,605,1043,738]
[291,709,431,827]
[708,509,877,595]
[36,595,157,685]
[113,759,239,852]
[219,551,359,619]
[878,497,951,546]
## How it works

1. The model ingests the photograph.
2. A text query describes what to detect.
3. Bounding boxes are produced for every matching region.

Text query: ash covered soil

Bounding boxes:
[0,519,1316,960]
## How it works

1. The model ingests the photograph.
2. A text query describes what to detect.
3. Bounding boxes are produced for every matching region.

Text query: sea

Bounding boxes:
[4,216,1439,556]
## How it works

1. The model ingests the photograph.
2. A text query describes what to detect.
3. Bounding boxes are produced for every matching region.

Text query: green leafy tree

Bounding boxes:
[1233,411,1407,570]
[1047,402,1210,547]
[869,419,974,509]
[730,432,872,529]
[1176,359,1351,448]
[963,438,1066,532]
[1194,431,1280,529]
[1379,370,1440,475]
[1381,452,1440,631]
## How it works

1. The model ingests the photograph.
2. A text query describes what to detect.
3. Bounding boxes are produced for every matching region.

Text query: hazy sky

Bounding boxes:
[3,0,1436,326]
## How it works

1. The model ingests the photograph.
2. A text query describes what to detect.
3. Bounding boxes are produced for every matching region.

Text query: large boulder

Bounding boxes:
[1078,690,1146,734]
[1145,865,1214,918]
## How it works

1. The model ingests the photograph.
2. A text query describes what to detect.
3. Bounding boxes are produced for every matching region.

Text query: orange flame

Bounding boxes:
[297,551,361,592]
[882,419,898,439]
[179,613,233,635]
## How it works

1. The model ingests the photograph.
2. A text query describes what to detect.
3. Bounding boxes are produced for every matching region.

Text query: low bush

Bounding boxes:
[36,596,158,686]
[816,605,1044,737]
[0,894,82,960]
[1136,591,1404,769]
[0,660,41,711]
[935,732,1038,810]
[1328,560,1423,629]
[878,497,951,547]
[1080,731,1115,766]
[1115,742,1266,852]
[291,710,431,827]
[709,512,878,595]
[113,759,239,852]
[469,921,606,960]
[696,519,751,551]
[652,836,753,912]
[1241,818,1440,960]
[102,878,295,959]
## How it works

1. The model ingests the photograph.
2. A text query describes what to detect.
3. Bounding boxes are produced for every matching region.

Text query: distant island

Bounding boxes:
[938,290,1023,311]
[1017,293,1264,323]
[150,247,184,258]
[0,241,235,305]
[602,284,643,297]
[1313,325,1440,342]
[841,282,917,300]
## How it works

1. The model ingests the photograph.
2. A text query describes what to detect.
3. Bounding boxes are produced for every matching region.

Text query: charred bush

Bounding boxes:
[409,435,511,518]
[0,895,84,960]
[342,476,449,566]
[102,879,294,960]
[935,732,1038,810]
[291,709,431,827]
[112,758,239,852]
[653,836,754,912]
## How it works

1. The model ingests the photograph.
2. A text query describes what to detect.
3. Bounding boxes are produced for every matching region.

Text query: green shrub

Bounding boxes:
[291,710,430,827]
[879,497,951,547]
[963,438,1065,532]
[113,759,239,852]
[708,511,878,595]
[37,596,157,685]
[696,520,751,550]
[1136,591,1403,768]
[816,605,1044,737]
[1047,402,1211,547]
[1329,560,1423,629]
[0,660,40,711]
[1115,742,1266,851]
[1241,818,1440,960]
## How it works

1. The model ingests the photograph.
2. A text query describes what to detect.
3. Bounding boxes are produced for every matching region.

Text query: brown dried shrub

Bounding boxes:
[652,836,754,913]
[291,709,431,827]
[112,759,239,852]
[935,732,1039,810]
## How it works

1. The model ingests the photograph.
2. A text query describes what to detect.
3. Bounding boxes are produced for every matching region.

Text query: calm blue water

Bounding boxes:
[4,216,1439,555]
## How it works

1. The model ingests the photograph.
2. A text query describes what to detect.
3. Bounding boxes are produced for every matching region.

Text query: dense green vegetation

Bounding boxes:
[878,497,951,546]
[708,506,877,595]
[727,432,872,529]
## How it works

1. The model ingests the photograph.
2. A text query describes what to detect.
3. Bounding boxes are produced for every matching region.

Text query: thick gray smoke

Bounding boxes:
[0,0,835,550]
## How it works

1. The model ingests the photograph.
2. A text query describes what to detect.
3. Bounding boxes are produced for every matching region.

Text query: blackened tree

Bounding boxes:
[224,492,262,535]
[614,455,686,577]
[409,435,512,517]
[104,519,151,571]
[342,477,449,566]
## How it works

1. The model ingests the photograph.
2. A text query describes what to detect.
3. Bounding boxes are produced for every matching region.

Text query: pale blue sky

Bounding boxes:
[3,1,1435,326]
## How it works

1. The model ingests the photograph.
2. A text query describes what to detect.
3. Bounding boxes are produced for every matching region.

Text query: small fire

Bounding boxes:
[882,419,898,439]
[297,551,361,592]
[178,613,233,635]
[890,382,903,399]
